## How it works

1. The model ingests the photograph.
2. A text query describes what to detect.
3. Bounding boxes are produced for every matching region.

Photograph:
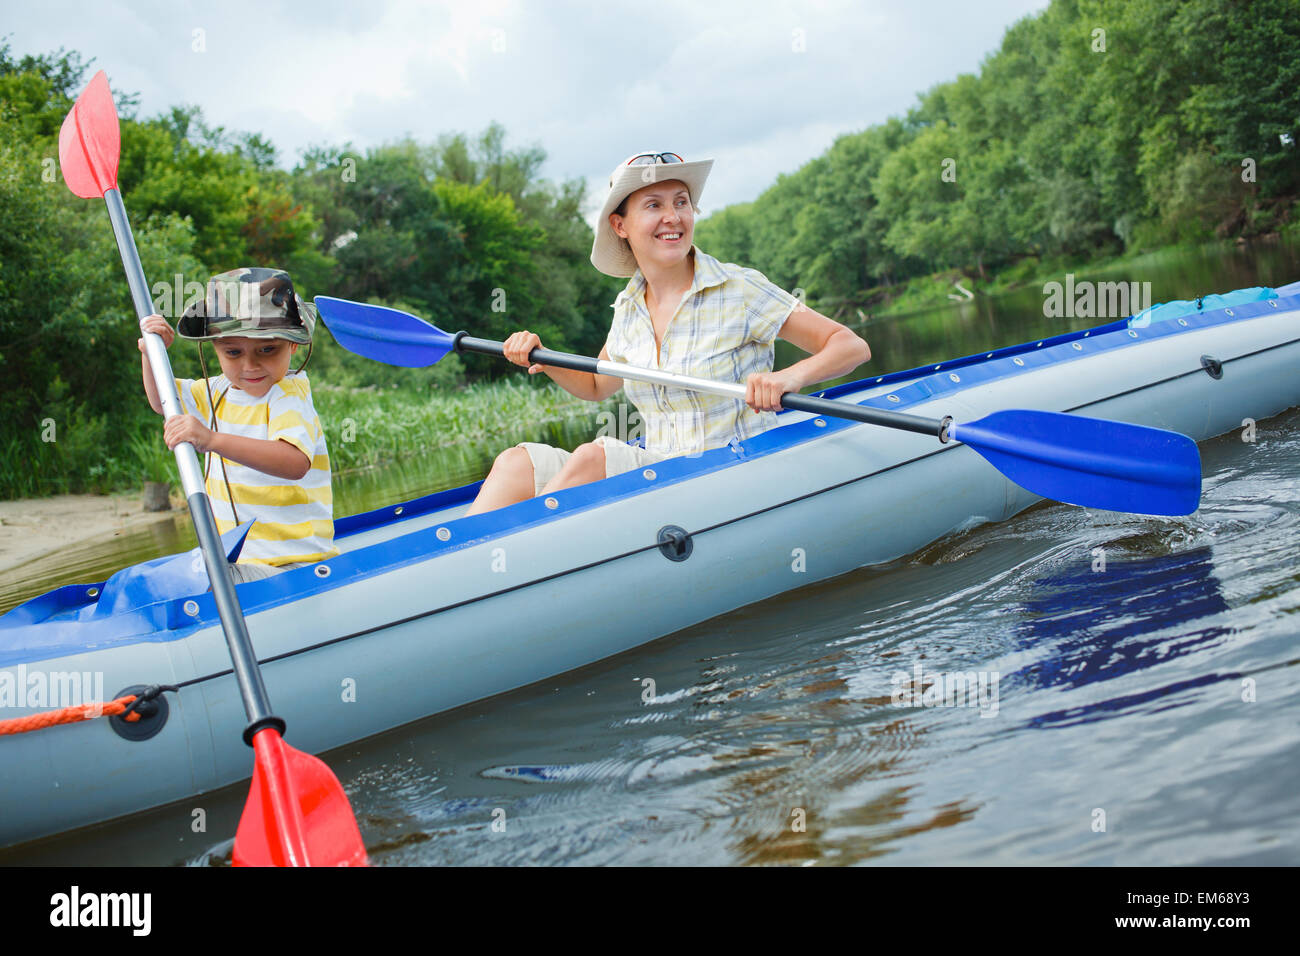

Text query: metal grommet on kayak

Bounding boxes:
[108,684,172,742]
[314,565,331,578]
[183,600,199,617]
[435,527,451,541]
[544,497,559,509]
[643,469,657,481]
[657,525,693,562]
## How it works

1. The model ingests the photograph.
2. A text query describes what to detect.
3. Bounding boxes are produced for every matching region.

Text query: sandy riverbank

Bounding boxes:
[0,492,180,574]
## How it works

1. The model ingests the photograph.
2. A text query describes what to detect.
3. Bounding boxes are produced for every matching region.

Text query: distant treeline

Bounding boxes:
[695,0,1300,307]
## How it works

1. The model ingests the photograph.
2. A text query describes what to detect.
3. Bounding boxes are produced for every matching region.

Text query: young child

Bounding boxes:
[466,151,872,514]
[139,267,337,582]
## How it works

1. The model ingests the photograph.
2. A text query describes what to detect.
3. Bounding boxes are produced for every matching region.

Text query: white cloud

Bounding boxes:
[11,0,1049,210]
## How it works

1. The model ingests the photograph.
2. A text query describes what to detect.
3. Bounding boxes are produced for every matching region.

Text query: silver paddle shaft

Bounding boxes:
[454,335,950,440]
[105,188,207,497]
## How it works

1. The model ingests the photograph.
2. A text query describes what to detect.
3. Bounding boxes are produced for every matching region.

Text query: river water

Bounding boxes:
[3,238,1298,865]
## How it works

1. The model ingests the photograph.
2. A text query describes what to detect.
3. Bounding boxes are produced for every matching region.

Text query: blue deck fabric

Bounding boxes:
[1129,287,1276,327]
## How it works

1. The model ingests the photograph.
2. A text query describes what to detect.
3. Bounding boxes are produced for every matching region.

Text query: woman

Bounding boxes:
[465,151,870,514]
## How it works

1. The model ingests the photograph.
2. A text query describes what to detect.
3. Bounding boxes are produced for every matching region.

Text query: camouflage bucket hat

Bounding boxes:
[177,268,316,344]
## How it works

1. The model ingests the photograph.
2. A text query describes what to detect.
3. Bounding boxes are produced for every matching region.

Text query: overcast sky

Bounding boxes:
[8,0,1049,221]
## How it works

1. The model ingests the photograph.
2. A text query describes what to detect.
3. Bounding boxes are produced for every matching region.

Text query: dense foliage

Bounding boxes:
[2,0,1297,497]
[0,42,620,496]
[695,0,1300,306]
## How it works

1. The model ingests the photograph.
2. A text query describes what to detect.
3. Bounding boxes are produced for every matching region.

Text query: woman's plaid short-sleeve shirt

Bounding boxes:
[603,247,799,456]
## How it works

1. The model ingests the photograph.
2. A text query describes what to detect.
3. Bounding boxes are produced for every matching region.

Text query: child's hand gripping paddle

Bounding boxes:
[60,71,367,867]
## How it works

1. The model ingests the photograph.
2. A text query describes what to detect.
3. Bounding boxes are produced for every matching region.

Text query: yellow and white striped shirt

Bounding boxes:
[175,372,337,566]
[604,247,799,456]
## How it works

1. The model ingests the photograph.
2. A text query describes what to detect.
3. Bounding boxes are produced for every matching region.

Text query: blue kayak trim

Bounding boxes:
[1128,286,1277,328]
[3,288,1297,667]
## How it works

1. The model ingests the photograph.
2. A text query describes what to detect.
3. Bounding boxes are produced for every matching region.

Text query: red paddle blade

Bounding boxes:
[58,69,120,198]
[233,729,368,867]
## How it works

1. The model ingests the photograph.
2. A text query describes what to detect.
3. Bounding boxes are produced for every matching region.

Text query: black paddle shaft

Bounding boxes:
[454,334,950,441]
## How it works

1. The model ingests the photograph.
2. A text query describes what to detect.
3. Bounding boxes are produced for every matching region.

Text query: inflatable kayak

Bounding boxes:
[2,280,1298,849]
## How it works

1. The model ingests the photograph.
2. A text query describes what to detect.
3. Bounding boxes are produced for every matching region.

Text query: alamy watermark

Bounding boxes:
[49,886,151,936]
[595,403,643,444]
[1043,274,1151,320]
[891,662,999,717]
[1,665,106,713]
[150,272,290,320]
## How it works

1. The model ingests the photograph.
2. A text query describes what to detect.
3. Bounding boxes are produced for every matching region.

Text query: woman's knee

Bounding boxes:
[544,442,605,492]
[492,445,533,476]
[467,446,537,515]
[567,442,606,475]
[486,446,536,493]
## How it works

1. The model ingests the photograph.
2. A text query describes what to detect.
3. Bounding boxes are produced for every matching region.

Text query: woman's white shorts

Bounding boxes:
[517,436,667,496]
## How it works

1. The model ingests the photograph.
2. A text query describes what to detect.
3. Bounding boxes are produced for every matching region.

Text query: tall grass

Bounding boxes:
[0,378,617,499]
[124,429,181,485]
[316,378,619,472]
[0,413,181,499]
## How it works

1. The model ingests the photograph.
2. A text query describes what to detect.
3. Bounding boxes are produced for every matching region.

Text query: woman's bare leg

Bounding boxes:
[465,446,536,515]
[541,442,606,494]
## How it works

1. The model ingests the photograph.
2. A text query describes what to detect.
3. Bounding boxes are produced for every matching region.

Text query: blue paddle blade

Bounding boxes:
[952,409,1202,516]
[314,296,455,368]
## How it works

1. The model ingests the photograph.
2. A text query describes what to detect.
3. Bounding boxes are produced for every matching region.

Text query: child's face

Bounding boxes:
[212,335,298,397]
[610,179,694,273]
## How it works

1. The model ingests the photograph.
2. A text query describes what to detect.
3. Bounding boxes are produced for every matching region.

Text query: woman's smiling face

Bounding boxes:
[609,179,695,271]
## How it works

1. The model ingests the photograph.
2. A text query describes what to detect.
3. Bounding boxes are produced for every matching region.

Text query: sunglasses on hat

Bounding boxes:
[613,152,685,186]
[625,152,684,166]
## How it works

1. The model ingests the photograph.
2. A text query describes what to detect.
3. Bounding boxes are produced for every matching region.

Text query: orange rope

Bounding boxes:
[0,694,140,736]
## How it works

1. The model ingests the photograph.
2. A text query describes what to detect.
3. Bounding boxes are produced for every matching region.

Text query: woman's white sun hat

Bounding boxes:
[590,152,714,277]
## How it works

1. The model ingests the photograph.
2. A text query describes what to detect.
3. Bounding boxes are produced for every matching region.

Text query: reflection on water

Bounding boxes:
[0,514,196,613]
[1011,548,1235,727]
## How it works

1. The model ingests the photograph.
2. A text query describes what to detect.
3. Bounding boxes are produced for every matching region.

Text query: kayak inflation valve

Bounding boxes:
[109,684,175,741]
[657,525,693,562]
